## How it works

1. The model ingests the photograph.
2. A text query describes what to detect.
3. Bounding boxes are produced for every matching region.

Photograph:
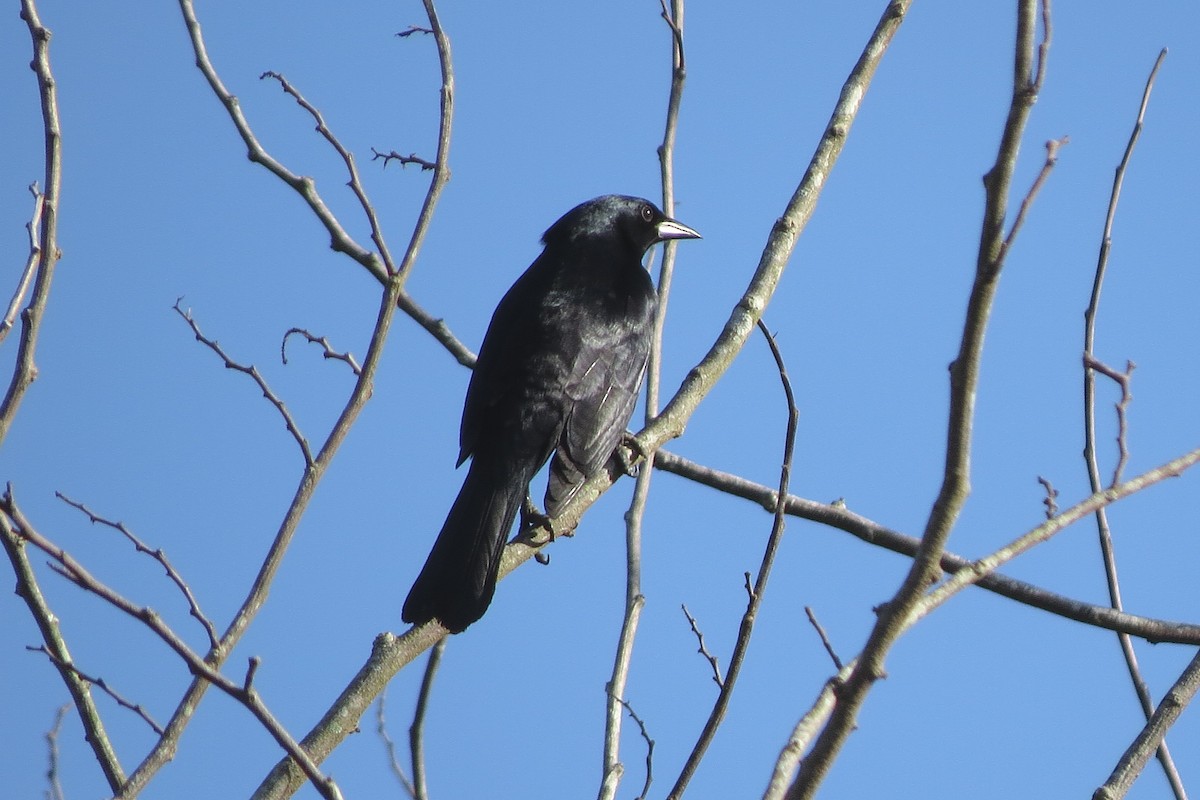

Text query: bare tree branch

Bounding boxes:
[1080,47,1185,800]
[7,494,346,799]
[654,449,1200,644]
[1,0,64,447]
[668,319,800,800]
[246,2,454,794]
[113,3,454,794]
[600,1,689,794]
[1094,650,1200,800]
[371,148,436,171]
[785,3,1053,795]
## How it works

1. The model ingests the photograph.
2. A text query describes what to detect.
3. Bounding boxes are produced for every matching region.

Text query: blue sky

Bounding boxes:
[3,2,1199,799]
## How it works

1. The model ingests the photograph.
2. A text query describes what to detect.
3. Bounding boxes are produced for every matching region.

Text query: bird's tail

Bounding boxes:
[402,458,528,633]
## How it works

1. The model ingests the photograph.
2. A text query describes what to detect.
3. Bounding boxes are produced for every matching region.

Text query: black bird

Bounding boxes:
[402,195,701,632]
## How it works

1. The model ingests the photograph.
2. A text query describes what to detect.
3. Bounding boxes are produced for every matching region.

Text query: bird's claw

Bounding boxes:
[618,432,647,477]
[520,497,551,535]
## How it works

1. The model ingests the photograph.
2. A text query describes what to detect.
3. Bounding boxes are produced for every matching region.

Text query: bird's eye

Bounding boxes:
[640,205,654,222]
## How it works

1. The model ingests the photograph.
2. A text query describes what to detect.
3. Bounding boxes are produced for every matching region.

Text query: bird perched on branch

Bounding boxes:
[402,195,701,632]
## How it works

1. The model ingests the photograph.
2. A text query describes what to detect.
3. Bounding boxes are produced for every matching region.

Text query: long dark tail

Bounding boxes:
[402,458,528,633]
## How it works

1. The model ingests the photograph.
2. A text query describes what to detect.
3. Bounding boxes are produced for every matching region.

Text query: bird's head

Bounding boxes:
[542,194,701,256]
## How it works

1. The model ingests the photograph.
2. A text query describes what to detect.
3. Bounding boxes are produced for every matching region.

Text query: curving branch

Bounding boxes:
[667,320,801,800]
[281,327,362,376]
[1,0,64,447]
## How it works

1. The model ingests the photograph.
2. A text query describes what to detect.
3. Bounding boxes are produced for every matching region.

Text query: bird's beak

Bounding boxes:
[655,218,702,242]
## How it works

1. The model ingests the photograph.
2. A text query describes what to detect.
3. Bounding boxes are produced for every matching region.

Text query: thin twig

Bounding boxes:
[0,184,44,346]
[1084,356,1136,487]
[371,148,436,171]
[1036,475,1059,518]
[1080,47,1184,800]
[45,702,70,800]
[259,70,399,275]
[681,605,724,687]
[281,328,362,376]
[376,691,417,798]
[174,300,313,466]
[804,607,843,671]
[999,136,1068,259]
[668,319,800,800]
[56,492,219,649]
[28,645,164,734]
[608,691,655,800]
[410,638,445,800]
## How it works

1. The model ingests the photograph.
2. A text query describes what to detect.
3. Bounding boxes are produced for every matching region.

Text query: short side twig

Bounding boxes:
[259,70,398,275]
[681,604,723,688]
[804,607,843,671]
[173,300,313,466]
[28,645,164,734]
[608,691,655,800]
[281,328,362,376]
[0,184,45,346]
[45,702,71,800]
[375,691,417,798]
